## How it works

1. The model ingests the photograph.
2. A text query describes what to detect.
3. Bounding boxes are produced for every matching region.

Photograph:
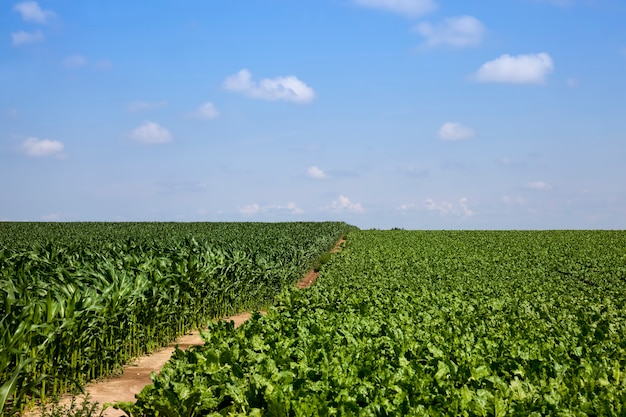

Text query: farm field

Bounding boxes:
[120,230,626,416]
[0,222,352,415]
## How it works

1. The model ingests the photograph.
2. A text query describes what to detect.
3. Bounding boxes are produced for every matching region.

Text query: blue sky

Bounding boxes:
[1,0,625,229]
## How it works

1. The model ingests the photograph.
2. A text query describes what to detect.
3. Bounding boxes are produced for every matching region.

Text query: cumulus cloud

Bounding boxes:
[327,195,365,213]
[128,101,167,112]
[272,202,304,214]
[398,203,417,211]
[438,122,475,141]
[63,54,88,69]
[239,202,303,215]
[21,137,65,157]
[425,198,452,214]
[526,181,551,190]
[11,30,44,46]
[459,197,475,217]
[41,212,61,221]
[414,16,485,48]
[307,166,328,179]
[473,53,554,84]
[239,203,261,215]
[425,197,475,217]
[130,122,172,144]
[190,102,220,120]
[13,1,55,23]
[352,0,436,17]
[223,69,315,103]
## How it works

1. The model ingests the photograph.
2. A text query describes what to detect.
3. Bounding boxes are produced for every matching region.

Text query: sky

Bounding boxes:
[1,0,625,229]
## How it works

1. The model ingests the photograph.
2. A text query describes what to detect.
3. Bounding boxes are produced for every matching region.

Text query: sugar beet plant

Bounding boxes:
[0,222,352,415]
[122,230,626,416]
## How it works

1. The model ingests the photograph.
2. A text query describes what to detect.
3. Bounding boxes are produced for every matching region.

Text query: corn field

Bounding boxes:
[0,222,353,415]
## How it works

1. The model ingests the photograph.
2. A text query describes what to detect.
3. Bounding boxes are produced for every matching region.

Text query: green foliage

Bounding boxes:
[313,252,333,272]
[124,230,626,416]
[0,222,351,415]
[37,395,104,417]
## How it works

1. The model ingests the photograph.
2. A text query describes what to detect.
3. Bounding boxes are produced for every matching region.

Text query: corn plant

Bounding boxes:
[0,222,352,415]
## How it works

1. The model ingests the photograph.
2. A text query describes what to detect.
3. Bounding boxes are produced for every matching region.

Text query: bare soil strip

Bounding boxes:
[26,238,346,417]
[26,313,255,417]
[296,269,319,289]
[296,239,345,289]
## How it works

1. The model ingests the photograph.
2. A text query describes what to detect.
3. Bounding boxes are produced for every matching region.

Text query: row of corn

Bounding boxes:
[0,222,353,415]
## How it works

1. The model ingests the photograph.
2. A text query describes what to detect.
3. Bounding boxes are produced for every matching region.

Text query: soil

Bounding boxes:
[296,238,345,289]
[25,314,251,417]
[296,269,319,289]
[26,238,346,417]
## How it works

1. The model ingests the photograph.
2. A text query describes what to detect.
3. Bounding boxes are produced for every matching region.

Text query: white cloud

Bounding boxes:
[566,77,579,88]
[13,1,55,23]
[425,198,453,214]
[459,197,475,217]
[128,101,167,112]
[223,69,315,104]
[352,0,436,17]
[130,122,172,144]
[239,202,303,215]
[307,166,328,179]
[41,213,61,221]
[526,181,551,190]
[63,54,88,69]
[398,203,417,211]
[473,53,554,84]
[415,16,485,48]
[425,197,475,217]
[271,202,304,214]
[239,203,262,215]
[327,195,365,213]
[21,137,65,157]
[190,102,220,120]
[438,122,475,141]
[11,30,44,46]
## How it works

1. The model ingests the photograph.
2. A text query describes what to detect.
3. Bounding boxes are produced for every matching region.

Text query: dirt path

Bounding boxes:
[297,237,344,289]
[27,238,346,417]
[26,313,255,417]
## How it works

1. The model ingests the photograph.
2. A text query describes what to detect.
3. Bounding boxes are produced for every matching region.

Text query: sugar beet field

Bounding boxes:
[1,224,626,416]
